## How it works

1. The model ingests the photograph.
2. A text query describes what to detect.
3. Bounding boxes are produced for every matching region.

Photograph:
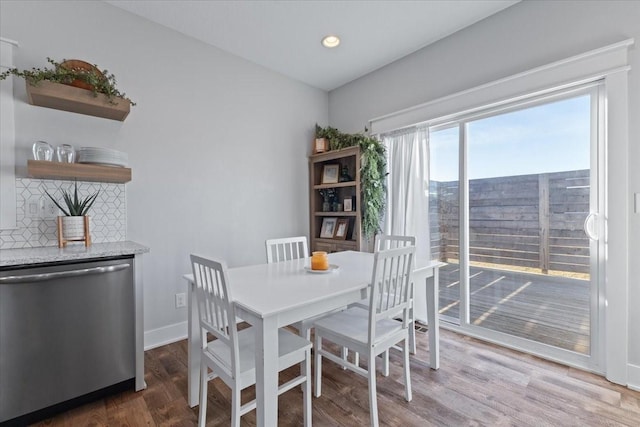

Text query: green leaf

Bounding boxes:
[46,181,99,217]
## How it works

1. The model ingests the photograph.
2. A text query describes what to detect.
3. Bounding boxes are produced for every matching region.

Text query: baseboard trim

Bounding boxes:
[144,321,187,351]
[628,363,640,391]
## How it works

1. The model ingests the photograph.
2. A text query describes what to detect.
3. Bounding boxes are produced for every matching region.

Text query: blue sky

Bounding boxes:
[429,94,591,181]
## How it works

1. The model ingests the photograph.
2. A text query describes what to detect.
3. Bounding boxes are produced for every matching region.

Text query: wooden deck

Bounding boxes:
[438,263,591,354]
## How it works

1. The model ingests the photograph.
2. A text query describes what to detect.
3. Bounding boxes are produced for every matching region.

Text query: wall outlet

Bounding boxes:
[175,293,187,308]
[26,197,41,218]
[43,198,58,218]
[26,197,58,219]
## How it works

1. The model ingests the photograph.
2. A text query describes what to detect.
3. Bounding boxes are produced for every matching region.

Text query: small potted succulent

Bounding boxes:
[45,181,99,247]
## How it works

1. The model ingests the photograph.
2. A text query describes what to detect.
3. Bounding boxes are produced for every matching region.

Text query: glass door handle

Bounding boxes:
[583,212,599,241]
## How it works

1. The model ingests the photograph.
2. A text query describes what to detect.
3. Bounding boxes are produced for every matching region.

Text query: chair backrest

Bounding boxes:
[265,236,309,263]
[375,234,416,251]
[368,245,416,344]
[190,254,240,376]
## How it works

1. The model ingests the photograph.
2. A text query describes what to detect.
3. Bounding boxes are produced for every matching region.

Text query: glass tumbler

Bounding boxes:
[56,144,75,163]
[311,251,329,271]
[32,141,54,161]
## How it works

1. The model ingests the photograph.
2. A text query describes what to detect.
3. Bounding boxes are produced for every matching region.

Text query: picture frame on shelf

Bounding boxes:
[334,218,349,240]
[321,164,340,184]
[320,217,338,238]
[343,198,352,212]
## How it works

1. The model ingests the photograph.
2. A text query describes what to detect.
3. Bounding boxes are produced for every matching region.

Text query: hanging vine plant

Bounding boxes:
[315,124,387,238]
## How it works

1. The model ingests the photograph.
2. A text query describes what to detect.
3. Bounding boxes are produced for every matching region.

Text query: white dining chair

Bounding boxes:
[190,254,312,427]
[375,235,418,355]
[265,235,309,263]
[312,245,415,427]
[349,235,417,375]
[265,236,343,342]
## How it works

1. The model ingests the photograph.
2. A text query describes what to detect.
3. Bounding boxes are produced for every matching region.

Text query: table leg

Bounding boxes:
[187,280,201,407]
[425,269,440,370]
[254,315,279,427]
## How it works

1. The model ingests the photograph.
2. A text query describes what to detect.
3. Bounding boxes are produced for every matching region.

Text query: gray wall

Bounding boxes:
[0,0,327,342]
[329,0,640,379]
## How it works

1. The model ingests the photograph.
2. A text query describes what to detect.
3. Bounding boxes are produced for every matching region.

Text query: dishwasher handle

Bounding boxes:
[0,263,131,284]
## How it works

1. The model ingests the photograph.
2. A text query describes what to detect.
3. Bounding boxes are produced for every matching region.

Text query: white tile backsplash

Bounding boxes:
[0,178,126,249]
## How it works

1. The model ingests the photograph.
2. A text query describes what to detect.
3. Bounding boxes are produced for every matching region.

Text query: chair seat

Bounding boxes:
[294,308,347,332]
[313,306,404,346]
[205,327,311,383]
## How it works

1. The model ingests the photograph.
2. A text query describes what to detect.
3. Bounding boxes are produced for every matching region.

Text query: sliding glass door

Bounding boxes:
[429,125,460,324]
[429,84,604,366]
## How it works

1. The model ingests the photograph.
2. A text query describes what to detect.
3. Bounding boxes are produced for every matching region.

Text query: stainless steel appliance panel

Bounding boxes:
[0,257,135,422]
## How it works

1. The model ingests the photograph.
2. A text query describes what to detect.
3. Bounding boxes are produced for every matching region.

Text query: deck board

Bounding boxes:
[438,263,591,354]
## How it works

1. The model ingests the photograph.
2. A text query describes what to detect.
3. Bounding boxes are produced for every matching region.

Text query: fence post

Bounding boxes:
[539,174,550,273]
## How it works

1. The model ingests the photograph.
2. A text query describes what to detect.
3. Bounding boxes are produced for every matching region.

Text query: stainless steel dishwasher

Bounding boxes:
[0,256,135,425]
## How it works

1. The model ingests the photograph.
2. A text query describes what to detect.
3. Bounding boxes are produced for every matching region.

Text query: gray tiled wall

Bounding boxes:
[0,178,126,249]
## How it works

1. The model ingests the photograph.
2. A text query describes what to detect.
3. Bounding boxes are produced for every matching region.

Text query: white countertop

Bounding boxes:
[0,241,150,267]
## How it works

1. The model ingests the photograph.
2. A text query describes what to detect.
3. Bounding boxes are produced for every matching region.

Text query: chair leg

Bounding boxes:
[198,360,208,427]
[231,383,242,427]
[409,317,417,354]
[314,333,322,397]
[231,383,241,427]
[368,351,379,427]
[341,346,348,369]
[403,338,412,402]
[381,350,389,377]
[303,348,312,427]
[342,347,359,369]
[301,325,311,392]
[302,325,312,341]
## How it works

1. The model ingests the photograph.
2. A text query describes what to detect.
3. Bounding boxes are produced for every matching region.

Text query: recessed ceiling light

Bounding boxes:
[321,35,340,48]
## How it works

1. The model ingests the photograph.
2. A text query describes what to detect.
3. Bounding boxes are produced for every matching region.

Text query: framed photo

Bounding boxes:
[343,198,353,212]
[334,219,349,240]
[320,217,337,238]
[322,164,340,184]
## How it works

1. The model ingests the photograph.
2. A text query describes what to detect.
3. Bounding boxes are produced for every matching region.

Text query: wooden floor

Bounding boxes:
[439,263,591,353]
[31,327,639,426]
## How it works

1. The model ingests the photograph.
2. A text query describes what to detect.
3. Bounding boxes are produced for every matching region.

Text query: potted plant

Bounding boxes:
[45,181,99,247]
[0,57,135,105]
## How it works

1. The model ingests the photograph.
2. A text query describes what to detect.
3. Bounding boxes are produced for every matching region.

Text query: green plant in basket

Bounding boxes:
[45,181,99,216]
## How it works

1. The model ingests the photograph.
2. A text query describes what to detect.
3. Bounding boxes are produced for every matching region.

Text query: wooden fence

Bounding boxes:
[429,169,590,274]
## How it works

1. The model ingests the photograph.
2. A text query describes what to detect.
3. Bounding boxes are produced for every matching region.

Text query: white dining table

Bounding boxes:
[183,250,442,427]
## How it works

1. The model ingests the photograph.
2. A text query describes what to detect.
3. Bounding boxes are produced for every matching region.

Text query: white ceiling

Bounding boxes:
[106,0,520,91]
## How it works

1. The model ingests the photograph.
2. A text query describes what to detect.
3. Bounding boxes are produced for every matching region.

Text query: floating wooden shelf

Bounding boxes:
[27,160,131,183]
[25,80,130,121]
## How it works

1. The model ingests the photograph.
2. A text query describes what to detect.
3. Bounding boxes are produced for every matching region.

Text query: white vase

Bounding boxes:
[61,216,88,240]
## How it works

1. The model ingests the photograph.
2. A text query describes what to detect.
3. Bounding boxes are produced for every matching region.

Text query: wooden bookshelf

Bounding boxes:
[309,146,362,252]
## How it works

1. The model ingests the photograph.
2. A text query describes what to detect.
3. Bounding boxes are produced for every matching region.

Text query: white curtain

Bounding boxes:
[381,126,431,322]
[381,126,431,263]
